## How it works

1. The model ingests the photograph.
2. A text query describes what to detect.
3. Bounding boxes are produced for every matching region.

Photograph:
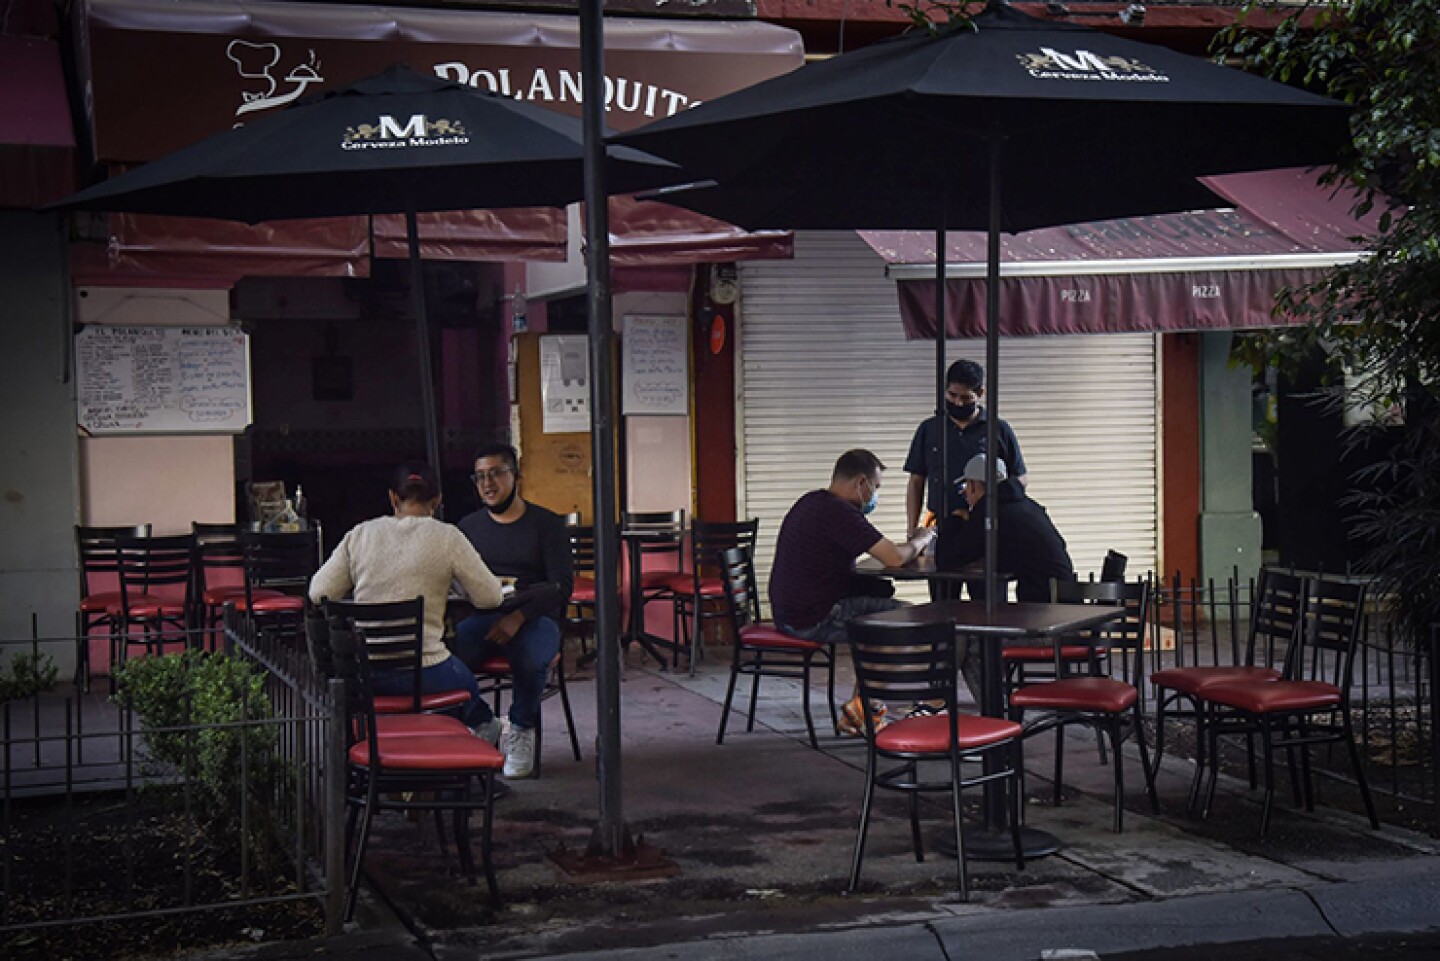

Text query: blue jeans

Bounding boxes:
[453,613,561,730]
[781,595,902,646]
[371,653,486,729]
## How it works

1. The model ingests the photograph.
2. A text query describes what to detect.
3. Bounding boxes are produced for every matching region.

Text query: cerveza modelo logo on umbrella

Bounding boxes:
[1018,48,1169,83]
[341,115,470,150]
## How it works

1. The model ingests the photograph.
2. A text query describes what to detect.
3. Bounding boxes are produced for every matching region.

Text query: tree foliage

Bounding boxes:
[1218,1,1440,646]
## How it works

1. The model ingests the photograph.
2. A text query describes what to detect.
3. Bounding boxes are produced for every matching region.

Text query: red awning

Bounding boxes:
[869,168,1381,338]
[74,0,801,280]
[0,36,76,208]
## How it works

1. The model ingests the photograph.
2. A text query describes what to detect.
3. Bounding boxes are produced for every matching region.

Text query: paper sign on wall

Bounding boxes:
[540,335,591,434]
[622,314,688,416]
[75,325,252,434]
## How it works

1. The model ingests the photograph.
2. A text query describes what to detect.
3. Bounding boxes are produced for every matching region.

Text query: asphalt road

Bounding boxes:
[1102,931,1440,961]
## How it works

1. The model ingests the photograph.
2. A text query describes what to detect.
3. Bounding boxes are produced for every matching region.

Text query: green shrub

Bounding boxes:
[112,651,280,829]
[0,651,58,703]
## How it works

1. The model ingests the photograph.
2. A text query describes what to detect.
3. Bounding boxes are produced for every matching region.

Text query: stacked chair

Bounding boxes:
[112,532,196,680]
[1192,575,1378,837]
[74,523,151,691]
[1150,567,1306,808]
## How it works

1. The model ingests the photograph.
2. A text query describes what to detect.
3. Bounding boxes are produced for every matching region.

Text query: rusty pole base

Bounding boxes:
[547,824,681,883]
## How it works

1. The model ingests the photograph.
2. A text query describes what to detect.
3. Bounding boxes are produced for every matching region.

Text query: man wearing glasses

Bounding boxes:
[454,443,574,779]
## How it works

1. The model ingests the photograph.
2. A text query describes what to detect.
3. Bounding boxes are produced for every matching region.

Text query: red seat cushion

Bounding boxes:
[372,689,473,714]
[350,733,503,770]
[80,591,125,614]
[1011,678,1138,713]
[374,713,472,737]
[570,577,596,602]
[661,573,726,597]
[126,599,188,619]
[1003,645,1107,662]
[1151,665,1281,696]
[875,712,1022,753]
[474,656,512,676]
[237,594,304,614]
[738,624,824,652]
[639,570,679,591]
[1199,679,1341,714]
[204,586,282,606]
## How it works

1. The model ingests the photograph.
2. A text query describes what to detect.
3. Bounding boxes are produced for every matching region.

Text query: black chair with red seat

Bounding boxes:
[564,524,598,662]
[846,616,1024,898]
[1196,576,1378,838]
[668,518,760,673]
[325,611,503,921]
[473,648,582,777]
[113,533,197,678]
[239,529,319,639]
[322,597,474,717]
[715,545,836,749]
[1150,568,1306,808]
[1009,578,1158,832]
[191,522,286,642]
[1002,549,1127,695]
[75,523,151,691]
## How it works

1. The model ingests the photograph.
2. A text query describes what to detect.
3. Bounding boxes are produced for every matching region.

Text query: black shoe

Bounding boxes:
[489,778,511,802]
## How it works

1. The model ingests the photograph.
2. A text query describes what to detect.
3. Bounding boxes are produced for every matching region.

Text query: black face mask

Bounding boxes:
[946,400,978,422]
[484,483,519,515]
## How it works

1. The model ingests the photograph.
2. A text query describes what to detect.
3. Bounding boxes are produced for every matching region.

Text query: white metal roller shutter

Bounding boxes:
[736,230,1159,604]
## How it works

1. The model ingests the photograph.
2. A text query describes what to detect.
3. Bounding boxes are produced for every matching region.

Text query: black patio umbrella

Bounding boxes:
[50,64,676,501]
[618,0,1350,606]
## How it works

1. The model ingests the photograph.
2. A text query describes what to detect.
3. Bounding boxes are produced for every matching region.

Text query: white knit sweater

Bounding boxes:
[308,515,503,667]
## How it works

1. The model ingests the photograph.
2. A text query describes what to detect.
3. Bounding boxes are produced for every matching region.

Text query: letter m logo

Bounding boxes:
[1040,48,1110,72]
[378,114,426,139]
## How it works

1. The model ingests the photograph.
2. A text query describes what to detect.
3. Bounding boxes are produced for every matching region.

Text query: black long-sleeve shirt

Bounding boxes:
[935,479,1074,603]
[457,502,574,623]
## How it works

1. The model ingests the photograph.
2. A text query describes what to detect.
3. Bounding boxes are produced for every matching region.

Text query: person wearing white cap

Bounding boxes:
[935,453,1074,605]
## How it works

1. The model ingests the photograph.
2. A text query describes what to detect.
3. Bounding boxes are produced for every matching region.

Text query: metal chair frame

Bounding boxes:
[1009,577,1158,832]
[846,617,1024,898]
[74,523,151,691]
[715,545,837,750]
[1196,576,1379,837]
[113,533,196,680]
[671,518,760,674]
[325,613,502,921]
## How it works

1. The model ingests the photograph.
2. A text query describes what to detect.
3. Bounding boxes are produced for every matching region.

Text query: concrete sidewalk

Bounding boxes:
[325,646,1440,961]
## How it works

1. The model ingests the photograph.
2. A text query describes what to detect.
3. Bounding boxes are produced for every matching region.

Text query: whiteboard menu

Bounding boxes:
[621,314,688,416]
[76,325,252,434]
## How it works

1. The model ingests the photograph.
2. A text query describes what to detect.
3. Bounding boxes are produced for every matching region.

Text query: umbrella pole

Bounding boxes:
[405,209,444,511]
[580,0,627,862]
[935,216,948,526]
[983,140,1002,615]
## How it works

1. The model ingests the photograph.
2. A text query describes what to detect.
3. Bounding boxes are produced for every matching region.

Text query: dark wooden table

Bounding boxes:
[853,556,986,582]
[859,601,1125,859]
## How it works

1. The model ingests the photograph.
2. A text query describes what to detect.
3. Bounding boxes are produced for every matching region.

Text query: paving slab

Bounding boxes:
[346,649,1440,961]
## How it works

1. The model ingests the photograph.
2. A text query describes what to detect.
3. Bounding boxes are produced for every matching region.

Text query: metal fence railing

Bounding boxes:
[0,611,343,940]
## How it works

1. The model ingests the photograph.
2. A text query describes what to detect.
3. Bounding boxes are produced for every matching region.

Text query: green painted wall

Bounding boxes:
[1198,331,1261,587]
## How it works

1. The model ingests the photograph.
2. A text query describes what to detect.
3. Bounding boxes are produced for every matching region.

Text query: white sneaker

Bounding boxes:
[471,717,504,747]
[502,725,537,779]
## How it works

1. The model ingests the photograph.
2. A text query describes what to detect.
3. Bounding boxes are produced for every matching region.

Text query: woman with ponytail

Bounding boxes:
[310,462,504,736]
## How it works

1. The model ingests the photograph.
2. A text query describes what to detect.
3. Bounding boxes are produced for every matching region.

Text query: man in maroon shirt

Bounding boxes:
[769,449,935,643]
